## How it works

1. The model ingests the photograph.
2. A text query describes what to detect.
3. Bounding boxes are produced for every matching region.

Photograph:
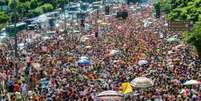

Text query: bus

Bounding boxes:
[6,22,27,36]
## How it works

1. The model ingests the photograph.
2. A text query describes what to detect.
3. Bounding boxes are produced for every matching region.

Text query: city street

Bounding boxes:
[0,0,200,101]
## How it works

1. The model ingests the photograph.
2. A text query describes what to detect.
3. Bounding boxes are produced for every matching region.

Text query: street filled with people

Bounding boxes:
[0,2,201,101]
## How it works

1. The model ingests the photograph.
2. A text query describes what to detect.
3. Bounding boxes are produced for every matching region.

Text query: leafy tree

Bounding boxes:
[4,0,81,22]
[160,0,172,14]
[41,3,53,12]
[8,0,16,10]
[32,6,43,16]
[199,14,201,21]
[0,0,7,5]
[17,2,30,17]
[0,12,9,23]
[183,22,201,58]
[154,2,161,18]
[165,0,201,22]
[18,0,29,3]
[30,0,38,9]
[56,0,65,8]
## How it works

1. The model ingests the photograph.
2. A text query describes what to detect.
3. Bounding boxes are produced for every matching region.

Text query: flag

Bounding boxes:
[120,82,133,94]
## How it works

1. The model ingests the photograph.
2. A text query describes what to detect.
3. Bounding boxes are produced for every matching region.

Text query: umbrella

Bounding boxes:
[109,50,120,56]
[131,77,154,88]
[167,37,178,43]
[77,59,91,65]
[66,52,73,56]
[159,32,164,38]
[100,22,111,26]
[183,80,201,85]
[18,43,24,47]
[179,89,189,96]
[180,88,198,95]
[138,60,148,66]
[97,90,122,97]
[79,56,89,60]
[143,20,152,28]
[80,36,90,42]
[40,79,49,88]
[18,43,25,50]
[85,45,92,49]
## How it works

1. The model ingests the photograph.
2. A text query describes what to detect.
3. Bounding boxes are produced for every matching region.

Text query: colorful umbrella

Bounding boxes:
[138,60,148,66]
[97,90,122,97]
[109,49,120,56]
[167,37,178,43]
[131,77,154,88]
[79,56,89,60]
[183,80,201,85]
[18,43,25,49]
[85,45,92,49]
[77,59,91,65]
[80,36,90,42]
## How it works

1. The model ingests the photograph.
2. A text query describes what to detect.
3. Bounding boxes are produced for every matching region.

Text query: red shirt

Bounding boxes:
[14,83,20,92]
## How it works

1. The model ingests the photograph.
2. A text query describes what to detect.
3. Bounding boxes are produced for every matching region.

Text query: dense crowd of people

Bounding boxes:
[0,2,201,101]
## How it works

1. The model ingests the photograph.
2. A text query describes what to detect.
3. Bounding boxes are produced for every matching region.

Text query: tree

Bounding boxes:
[30,0,38,9]
[56,0,65,8]
[166,0,201,22]
[32,6,43,16]
[0,11,9,23]
[183,22,201,58]
[41,3,53,12]
[154,3,161,18]
[5,0,81,20]
[18,0,28,3]
[17,2,30,17]
[8,0,15,10]
[160,0,172,14]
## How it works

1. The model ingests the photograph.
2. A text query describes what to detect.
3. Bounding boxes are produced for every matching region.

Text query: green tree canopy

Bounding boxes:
[2,0,82,24]
[184,22,201,58]
[0,11,9,23]
[30,0,38,9]
[41,3,53,12]
[162,0,201,22]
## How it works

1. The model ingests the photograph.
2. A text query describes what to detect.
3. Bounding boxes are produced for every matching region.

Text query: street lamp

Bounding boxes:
[64,0,70,33]
[13,0,18,77]
[64,0,67,32]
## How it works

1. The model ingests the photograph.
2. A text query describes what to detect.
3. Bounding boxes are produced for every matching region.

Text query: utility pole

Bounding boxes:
[14,0,18,77]
[64,0,67,32]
